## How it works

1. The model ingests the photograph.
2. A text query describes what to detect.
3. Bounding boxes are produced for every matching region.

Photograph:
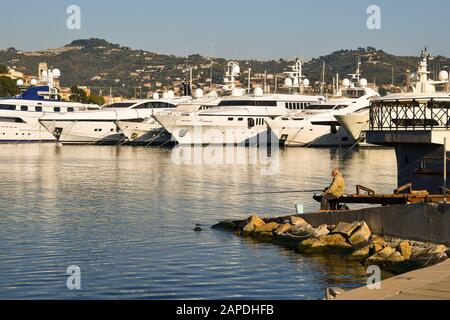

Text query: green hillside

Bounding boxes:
[1,38,448,97]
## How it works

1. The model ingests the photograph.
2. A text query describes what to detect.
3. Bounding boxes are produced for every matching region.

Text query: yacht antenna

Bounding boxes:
[189,67,193,94]
[274,75,278,93]
[247,68,251,93]
[336,73,339,95]
[321,62,326,95]
[264,70,267,93]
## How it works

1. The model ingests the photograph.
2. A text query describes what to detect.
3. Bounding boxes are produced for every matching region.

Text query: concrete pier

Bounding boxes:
[301,202,450,245]
[333,259,450,300]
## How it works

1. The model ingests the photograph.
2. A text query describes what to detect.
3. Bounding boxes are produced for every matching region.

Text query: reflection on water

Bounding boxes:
[0,144,397,299]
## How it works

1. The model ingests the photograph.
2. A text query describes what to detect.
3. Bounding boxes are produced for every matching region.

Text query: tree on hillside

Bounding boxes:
[69,85,88,103]
[87,94,105,106]
[0,76,19,97]
[0,64,9,74]
[69,85,105,105]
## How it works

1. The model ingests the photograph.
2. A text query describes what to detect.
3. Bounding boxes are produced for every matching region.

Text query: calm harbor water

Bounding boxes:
[0,144,397,299]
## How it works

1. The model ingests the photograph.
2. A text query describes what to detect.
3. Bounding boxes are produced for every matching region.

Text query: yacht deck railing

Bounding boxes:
[370,99,450,131]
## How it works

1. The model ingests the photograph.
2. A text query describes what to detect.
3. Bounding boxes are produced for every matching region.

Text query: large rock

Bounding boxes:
[291,216,309,226]
[254,222,279,233]
[297,238,328,253]
[290,223,315,238]
[318,234,353,250]
[211,220,237,230]
[370,236,387,254]
[241,222,257,237]
[313,224,330,238]
[397,241,412,260]
[351,245,371,259]
[410,252,448,267]
[422,244,448,255]
[331,222,362,238]
[273,233,308,248]
[387,251,448,274]
[385,252,406,263]
[297,234,352,254]
[348,222,371,246]
[248,215,265,228]
[274,223,292,236]
[365,246,396,265]
[254,231,274,242]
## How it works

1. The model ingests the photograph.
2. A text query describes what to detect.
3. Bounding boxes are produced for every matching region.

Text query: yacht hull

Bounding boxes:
[266,118,355,147]
[0,112,56,143]
[115,120,172,146]
[153,114,276,146]
[39,120,126,145]
[335,112,370,141]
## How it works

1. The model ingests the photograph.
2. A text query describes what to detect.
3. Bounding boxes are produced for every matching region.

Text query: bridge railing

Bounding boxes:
[370,99,450,131]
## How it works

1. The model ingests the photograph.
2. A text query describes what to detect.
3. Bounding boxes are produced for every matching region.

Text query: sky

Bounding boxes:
[1,0,449,60]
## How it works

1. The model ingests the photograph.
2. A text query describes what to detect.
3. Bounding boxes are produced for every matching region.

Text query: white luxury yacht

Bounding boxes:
[115,89,221,146]
[0,70,99,143]
[153,60,325,145]
[39,94,194,145]
[266,61,379,147]
[336,50,450,143]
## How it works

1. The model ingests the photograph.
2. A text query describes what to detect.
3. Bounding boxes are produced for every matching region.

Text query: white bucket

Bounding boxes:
[295,202,304,215]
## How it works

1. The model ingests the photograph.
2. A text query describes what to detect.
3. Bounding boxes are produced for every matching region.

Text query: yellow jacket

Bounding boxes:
[326,174,345,197]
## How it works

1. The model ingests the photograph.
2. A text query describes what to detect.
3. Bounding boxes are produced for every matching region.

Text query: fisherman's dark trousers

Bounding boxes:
[321,193,337,210]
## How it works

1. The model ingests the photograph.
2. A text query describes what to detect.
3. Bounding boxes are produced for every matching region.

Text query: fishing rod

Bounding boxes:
[237,189,323,196]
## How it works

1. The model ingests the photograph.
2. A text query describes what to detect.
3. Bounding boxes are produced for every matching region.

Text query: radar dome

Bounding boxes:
[194,88,204,98]
[168,90,175,98]
[303,79,310,87]
[438,70,449,81]
[162,91,169,99]
[232,65,240,75]
[30,79,37,86]
[16,79,24,86]
[359,78,368,87]
[254,87,264,96]
[52,68,61,78]
[284,78,293,87]
[342,79,350,88]
[152,92,160,100]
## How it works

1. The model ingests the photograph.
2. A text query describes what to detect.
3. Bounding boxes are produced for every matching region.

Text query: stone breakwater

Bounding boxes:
[212,215,449,274]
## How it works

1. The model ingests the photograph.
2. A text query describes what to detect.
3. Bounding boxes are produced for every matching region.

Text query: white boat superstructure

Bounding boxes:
[153,60,325,145]
[153,92,325,145]
[116,91,222,145]
[336,49,450,143]
[0,84,99,143]
[266,94,377,147]
[39,97,193,144]
[266,60,380,147]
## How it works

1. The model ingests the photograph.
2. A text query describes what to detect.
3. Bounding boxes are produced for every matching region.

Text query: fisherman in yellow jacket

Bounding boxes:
[321,168,345,211]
